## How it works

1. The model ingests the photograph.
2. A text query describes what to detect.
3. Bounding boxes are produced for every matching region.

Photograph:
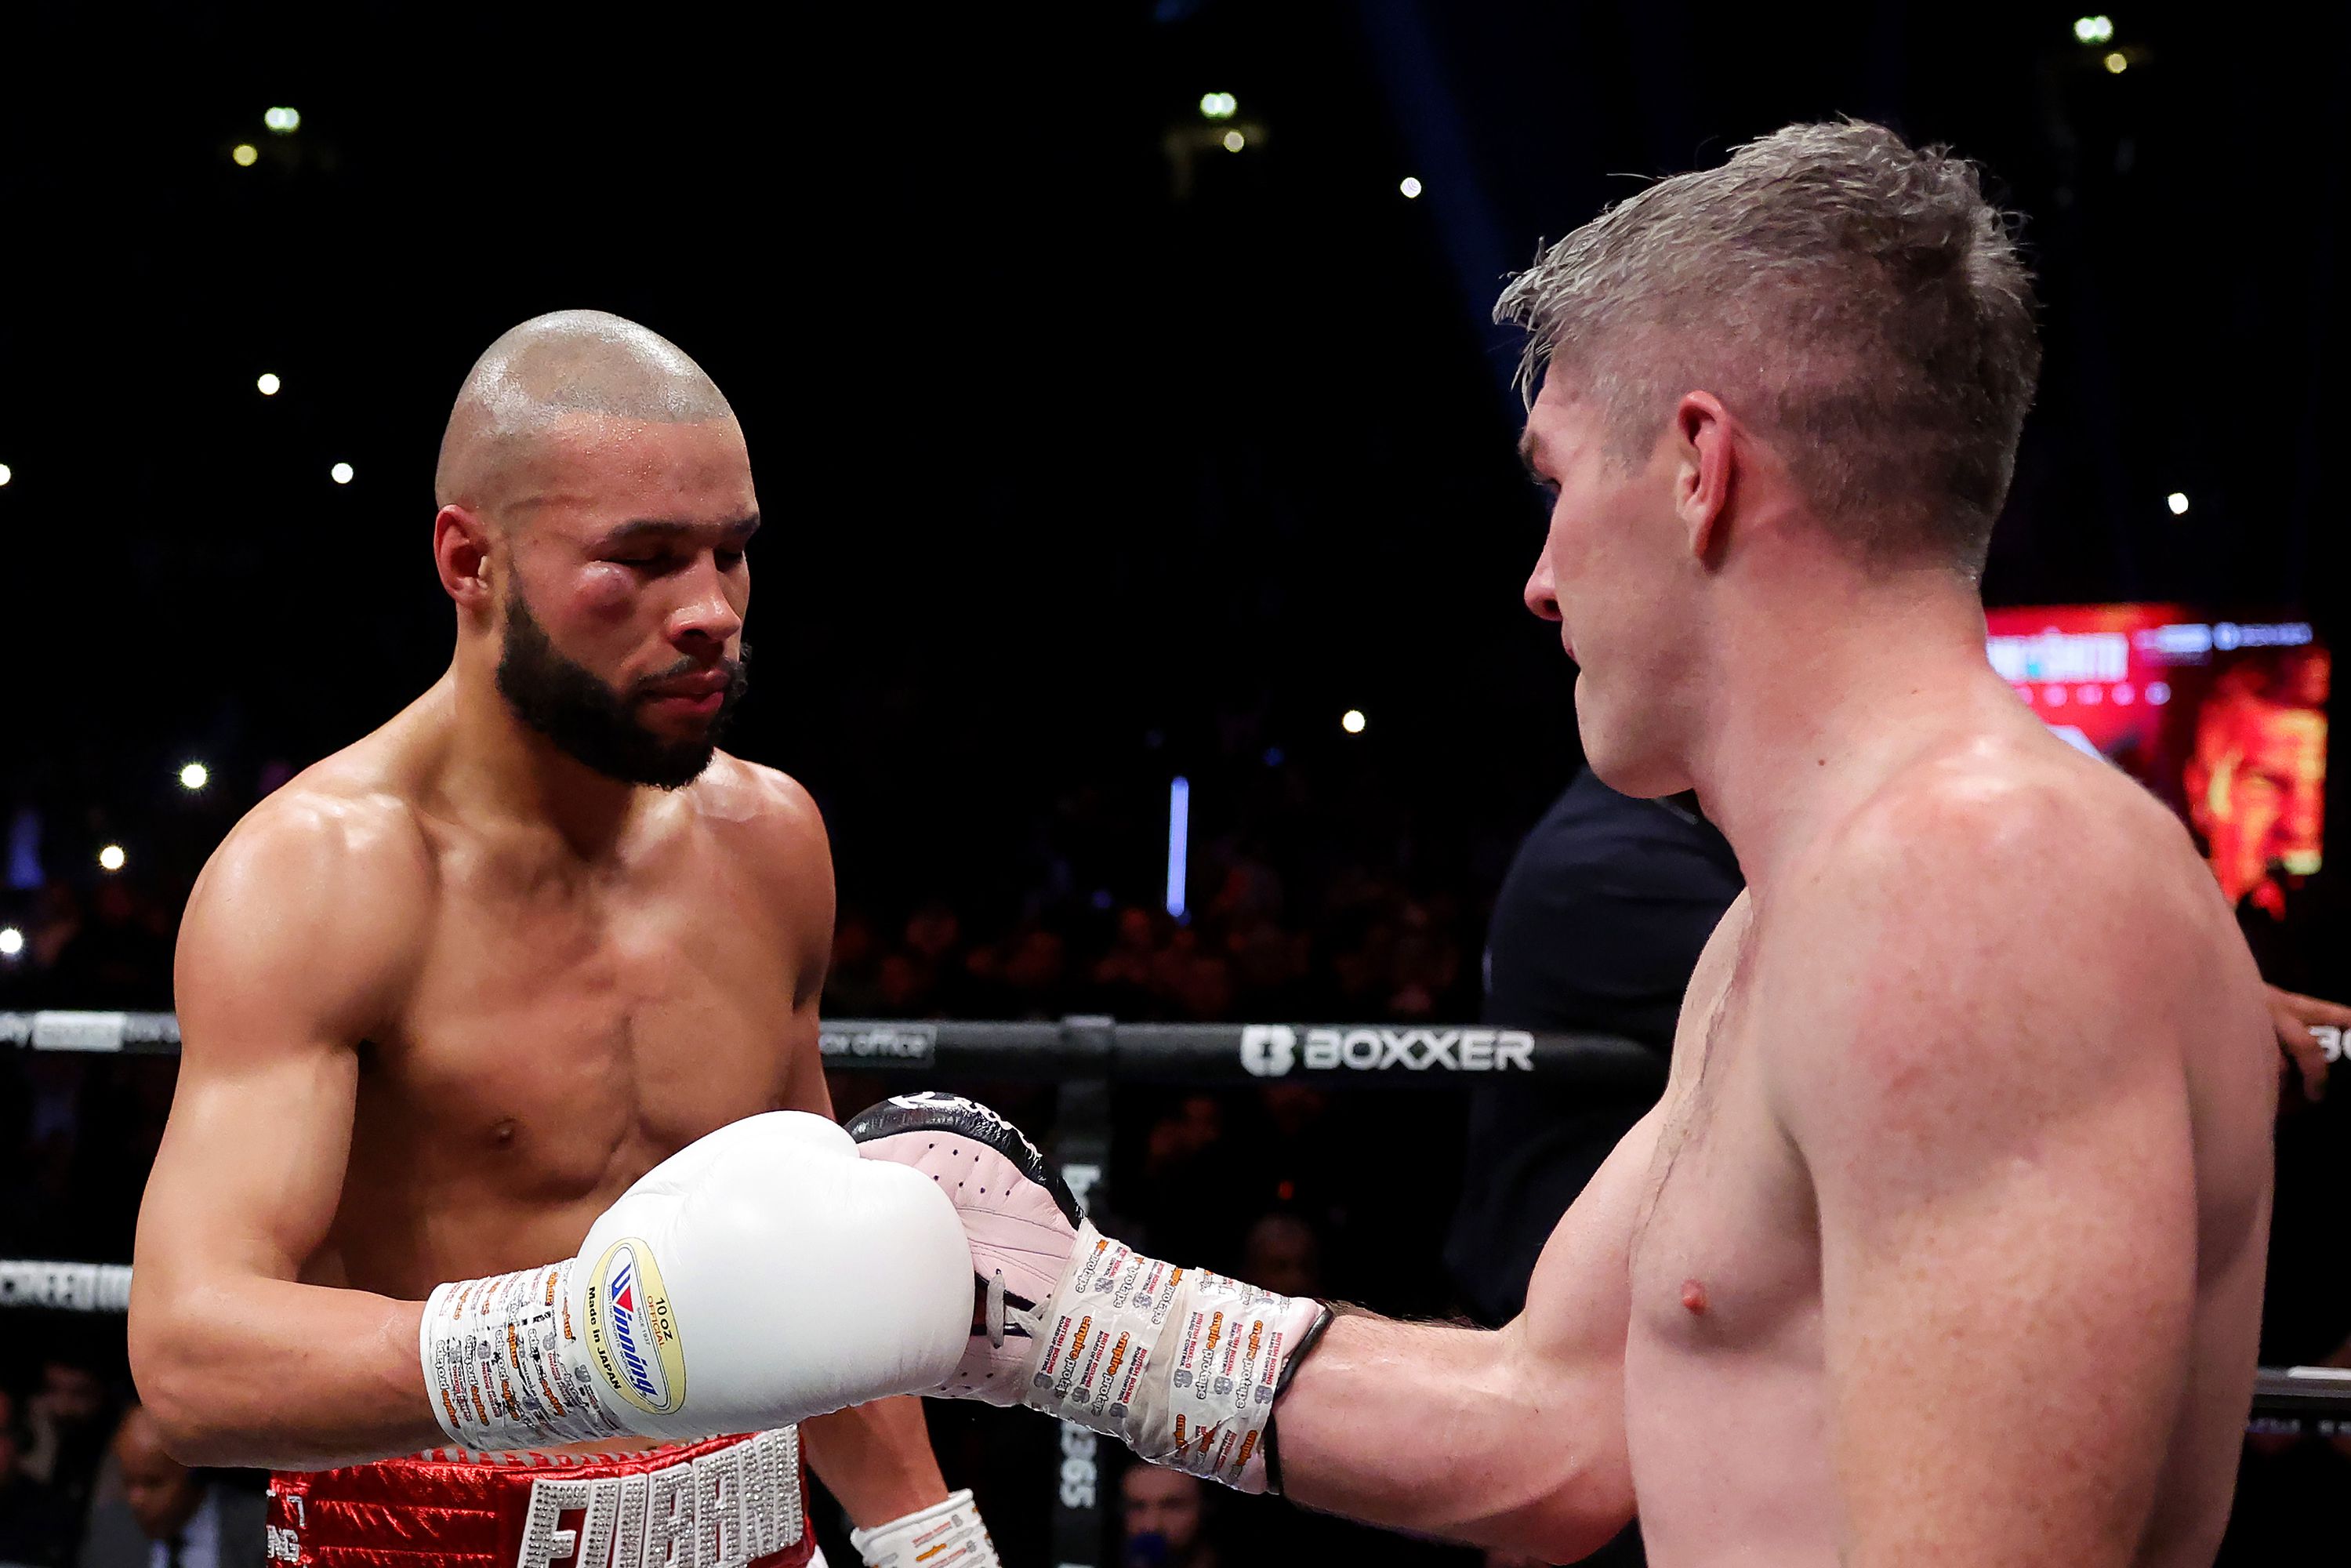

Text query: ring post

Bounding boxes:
[1050,1015,1116,1568]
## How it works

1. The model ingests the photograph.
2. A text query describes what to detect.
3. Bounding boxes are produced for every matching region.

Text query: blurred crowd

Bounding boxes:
[0,1348,261,1568]
[826,868,1473,1027]
[0,877,178,1015]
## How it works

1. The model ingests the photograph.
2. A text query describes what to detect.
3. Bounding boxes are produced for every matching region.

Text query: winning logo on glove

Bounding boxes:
[586,1239,688,1416]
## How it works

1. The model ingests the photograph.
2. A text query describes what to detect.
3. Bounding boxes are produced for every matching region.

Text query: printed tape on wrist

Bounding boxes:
[425,1254,644,1449]
[1019,1222,1322,1494]
[850,1487,999,1568]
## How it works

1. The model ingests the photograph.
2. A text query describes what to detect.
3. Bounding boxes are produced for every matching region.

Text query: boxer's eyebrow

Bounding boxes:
[597,514,762,550]
[1517,430,1550,487]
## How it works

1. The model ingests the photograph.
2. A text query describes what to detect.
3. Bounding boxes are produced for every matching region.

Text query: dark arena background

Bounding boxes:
[2,4,2347,1566]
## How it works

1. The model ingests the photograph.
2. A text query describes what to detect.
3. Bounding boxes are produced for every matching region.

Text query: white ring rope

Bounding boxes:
[0,1259,134,1312]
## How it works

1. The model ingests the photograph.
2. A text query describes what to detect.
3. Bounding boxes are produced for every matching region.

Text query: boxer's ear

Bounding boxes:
[434,504,494,609]
[1671,390,1734,566]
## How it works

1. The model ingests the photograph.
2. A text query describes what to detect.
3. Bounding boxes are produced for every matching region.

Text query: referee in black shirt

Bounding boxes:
[1444,769,1739,1568]
[1446,768,1741,1327]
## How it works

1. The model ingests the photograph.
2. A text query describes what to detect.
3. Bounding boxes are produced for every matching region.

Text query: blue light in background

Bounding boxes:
[1166,776,1191,922]
[6,808,42,891]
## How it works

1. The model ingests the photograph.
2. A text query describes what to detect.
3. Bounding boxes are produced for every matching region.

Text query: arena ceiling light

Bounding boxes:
[179,762,209,792]
[0,927,23,960]
[264,106,301,133]
[2103,50,2129,73]
[1222,130,1246,153]
[0,463,11,486]
[331,461,355,485]
[1199,92,1237,119]
[2168,492,2190,516]
[256,372,281,396]
[98,844,126,873]
[231,143,258,167]
[2073,15,2115,45]
[1341,709,1367,735]
[1399,176,1423,199]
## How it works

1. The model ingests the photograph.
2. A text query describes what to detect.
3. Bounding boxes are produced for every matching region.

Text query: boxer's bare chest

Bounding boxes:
[1621,896,1838,1558]
[321,811,813,1294]
[1628,902,1813,1326]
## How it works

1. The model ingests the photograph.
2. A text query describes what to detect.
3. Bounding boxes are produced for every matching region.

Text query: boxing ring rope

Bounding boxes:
[0,1008,1672,1083]
[7,1009,2349,1563]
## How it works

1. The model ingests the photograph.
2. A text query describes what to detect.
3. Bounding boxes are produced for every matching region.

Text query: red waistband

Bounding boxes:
[266,1429,811,1567]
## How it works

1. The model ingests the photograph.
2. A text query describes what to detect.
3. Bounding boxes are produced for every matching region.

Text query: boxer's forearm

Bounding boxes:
[130,1276,443,1468]
[1275,1312,1633,1560]
[801,1396,950,1528]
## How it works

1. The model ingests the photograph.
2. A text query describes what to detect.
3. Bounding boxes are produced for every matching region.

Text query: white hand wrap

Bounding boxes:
[1020,1222,1324,1492]
[847,1092,1333,1494]
[849,1489,999,1568]
[421,1259,626,1447]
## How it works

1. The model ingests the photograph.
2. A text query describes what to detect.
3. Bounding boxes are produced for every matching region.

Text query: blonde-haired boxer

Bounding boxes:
[129,311,995,1567]
[852,123,2275,1568]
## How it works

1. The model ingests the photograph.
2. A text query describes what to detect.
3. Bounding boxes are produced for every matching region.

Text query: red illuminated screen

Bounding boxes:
[1984,606,2328,918]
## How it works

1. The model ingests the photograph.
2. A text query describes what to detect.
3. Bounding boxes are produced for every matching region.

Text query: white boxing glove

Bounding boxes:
[849,1489,999,1567]
[420,1111,971,1448]
[847,1093,1333,1495]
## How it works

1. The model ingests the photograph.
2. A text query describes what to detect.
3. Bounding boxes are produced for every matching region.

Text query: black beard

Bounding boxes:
[494,588,750,789]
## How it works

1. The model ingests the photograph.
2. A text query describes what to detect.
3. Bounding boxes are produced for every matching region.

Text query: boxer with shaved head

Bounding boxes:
[131,311,998,1567]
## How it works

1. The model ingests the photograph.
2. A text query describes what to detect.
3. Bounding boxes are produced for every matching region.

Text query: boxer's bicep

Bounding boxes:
[1515,1100,1655,1392]
[151,801,422,1270]
[1783,844,2198,1568]
[1277,1111,1653,1559]
[131,799,438,1461]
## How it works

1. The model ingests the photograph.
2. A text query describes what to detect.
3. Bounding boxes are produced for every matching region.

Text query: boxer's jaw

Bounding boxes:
[495,583,750,789]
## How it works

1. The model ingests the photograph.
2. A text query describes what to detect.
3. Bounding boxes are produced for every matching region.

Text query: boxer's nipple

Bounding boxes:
[1680,1278,1708,1315]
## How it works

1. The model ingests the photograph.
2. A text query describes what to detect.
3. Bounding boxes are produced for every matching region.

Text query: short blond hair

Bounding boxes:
[1495,120,2039,575]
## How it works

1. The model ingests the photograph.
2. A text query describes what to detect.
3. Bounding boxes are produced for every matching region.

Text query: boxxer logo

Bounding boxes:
[1240,1025,1536,1075]
[1240,1026,1297,1076]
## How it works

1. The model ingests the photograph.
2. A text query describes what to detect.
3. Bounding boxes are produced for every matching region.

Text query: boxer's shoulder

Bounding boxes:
[181,782,435,1048]
[1819,728,2198,909]
[200,726,424,866]
[691,753,831,879]
[688,756,833,985]
[1763,735,2231,1114]
[695,753,823,828]
[212,770,437,894]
